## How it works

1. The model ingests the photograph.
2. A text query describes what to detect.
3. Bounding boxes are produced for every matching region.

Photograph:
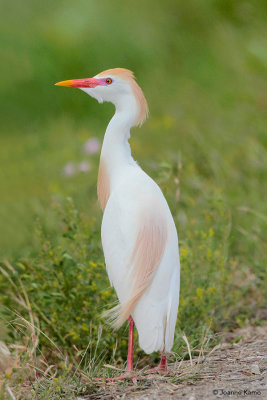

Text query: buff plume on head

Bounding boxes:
[97,68,149,126]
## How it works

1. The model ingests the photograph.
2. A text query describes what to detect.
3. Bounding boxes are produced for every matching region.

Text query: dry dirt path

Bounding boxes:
[91,325,266,400]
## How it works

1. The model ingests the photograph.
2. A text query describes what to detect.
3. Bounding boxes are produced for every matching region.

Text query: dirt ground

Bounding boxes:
[90,325,267,400]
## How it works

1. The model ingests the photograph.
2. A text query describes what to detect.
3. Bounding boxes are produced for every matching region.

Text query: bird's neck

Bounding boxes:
[97,93,141,209]
[97,105,139,209]
[101,102,138,171]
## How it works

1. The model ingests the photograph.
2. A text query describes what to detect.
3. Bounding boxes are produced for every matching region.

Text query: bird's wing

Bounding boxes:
[104,207,168,329]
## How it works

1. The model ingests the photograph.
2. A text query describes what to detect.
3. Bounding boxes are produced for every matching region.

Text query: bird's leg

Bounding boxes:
[126,315,134,371]
[146,348,167,374]
[96,316,137,383]
[109,316,137,382]
[158,351,167,372]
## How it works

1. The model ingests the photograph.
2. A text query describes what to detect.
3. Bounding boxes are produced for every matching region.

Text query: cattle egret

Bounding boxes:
[56,68,180,381]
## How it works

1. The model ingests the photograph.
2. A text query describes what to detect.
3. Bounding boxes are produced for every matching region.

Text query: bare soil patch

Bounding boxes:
[91,325,267,400]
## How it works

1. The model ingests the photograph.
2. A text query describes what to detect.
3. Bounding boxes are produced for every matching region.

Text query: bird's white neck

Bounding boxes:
[97,94,141,210]
[100,96,139,187]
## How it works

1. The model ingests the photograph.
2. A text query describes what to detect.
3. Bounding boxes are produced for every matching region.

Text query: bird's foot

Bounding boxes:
[95,371,137,385]
[145,365,175,376]
[145,352,169,375]
[145,365,167,375]
[108,372,137,385]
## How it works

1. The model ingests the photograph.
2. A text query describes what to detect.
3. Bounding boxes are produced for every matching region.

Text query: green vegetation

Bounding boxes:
[0,0,266,397]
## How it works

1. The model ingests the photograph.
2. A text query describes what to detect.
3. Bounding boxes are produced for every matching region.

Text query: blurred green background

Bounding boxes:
[0,0,266,361]
[1,0,267,260]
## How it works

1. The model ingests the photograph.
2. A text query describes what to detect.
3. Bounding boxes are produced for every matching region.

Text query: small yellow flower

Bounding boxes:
[209,228,214,237]
[196,288,204,298]
[180,248,188,258]
[54,377,58,382]
[60,362,66,370]
[208,286,216,294]
[89,261,97,268]
[207,249,213,260]
[81,323,89,331]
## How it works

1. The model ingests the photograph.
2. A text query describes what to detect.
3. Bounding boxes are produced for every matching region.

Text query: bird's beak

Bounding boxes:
[55,78,101,88]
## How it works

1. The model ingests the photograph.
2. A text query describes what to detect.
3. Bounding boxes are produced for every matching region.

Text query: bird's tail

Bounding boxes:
[102,288,146,330]
[103,219,167,329]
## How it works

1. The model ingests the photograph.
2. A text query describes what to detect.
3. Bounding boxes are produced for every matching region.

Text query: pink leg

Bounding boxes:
[158,352,167,372]
[146,349,167,374]
[96,316,137,383]
[126,315,134,371]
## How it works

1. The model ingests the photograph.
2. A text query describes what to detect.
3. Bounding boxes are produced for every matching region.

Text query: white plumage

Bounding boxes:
[56,68,180,374]
[101,165,180,353]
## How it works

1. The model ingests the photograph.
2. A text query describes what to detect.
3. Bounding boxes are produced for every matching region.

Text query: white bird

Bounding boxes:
[56,68,180,380]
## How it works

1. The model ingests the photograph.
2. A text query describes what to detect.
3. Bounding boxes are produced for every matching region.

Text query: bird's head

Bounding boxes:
[56,68,148,126]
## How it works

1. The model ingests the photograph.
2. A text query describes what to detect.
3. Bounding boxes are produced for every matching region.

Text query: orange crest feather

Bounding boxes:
[97,68,148,126]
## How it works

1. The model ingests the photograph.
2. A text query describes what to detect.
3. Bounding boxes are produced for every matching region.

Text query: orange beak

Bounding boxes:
[55,78,101,88]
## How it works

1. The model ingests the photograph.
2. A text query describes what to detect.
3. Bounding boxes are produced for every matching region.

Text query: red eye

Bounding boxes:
[106,78,112,85]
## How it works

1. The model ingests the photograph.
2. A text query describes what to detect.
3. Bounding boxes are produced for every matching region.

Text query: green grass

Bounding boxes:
[0,0,267,397]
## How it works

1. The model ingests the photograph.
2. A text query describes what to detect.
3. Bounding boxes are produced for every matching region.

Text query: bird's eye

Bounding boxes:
[106,78,112,85]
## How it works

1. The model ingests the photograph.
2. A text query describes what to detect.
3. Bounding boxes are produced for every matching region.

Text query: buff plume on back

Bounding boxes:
[103,213,168,329]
